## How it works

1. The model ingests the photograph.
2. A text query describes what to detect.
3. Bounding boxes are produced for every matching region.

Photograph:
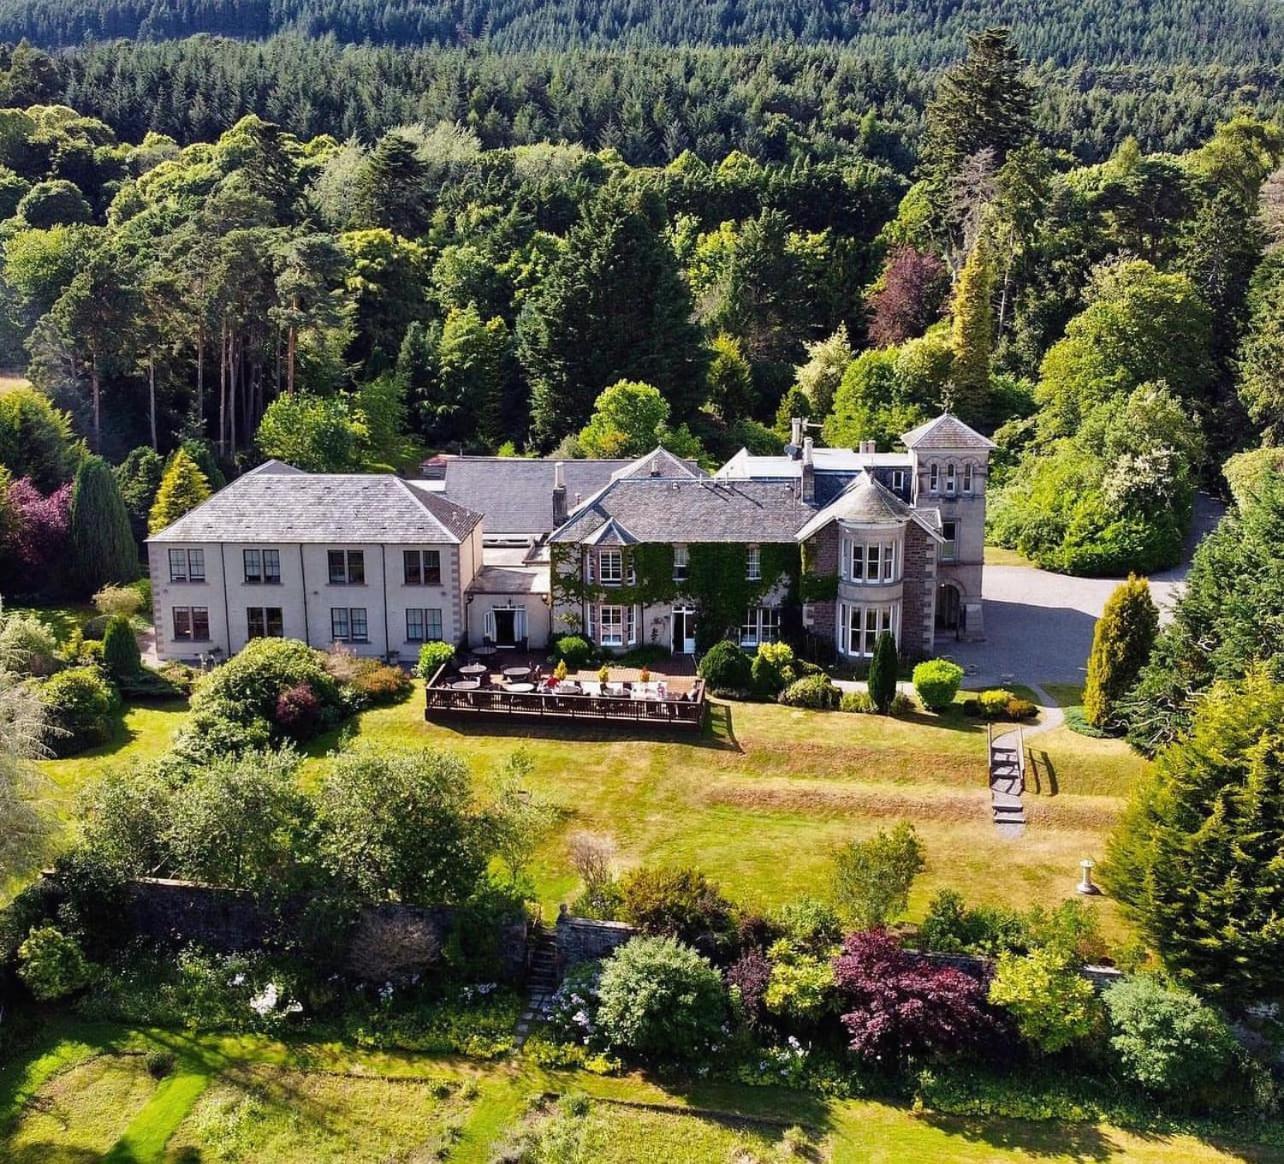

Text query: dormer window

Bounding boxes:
[929,463,940,493]
[890,469,906,492]
[746,545,761,581]
[599,549,623,585]
[945,462,957,496]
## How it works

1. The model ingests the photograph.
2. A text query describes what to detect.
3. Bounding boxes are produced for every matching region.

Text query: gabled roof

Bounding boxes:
[609,447,701,483]
[549,477,810,545]
[582,517,638,546]
[147,466,482,545]
[796,471,943,543]
[435,452,702,536]
[900,413,996,451]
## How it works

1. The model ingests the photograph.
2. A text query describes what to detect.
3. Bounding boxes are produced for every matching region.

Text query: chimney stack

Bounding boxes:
[790,417,803,450]
[649,454,660,477]
[801,437,815,504]
[552,461,568,525]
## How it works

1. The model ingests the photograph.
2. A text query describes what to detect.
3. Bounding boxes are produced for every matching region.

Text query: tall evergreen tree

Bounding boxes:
[921,27,1035,192]
[518,184,706,449]
[436,305,510,450]
[1105,670,1284,1002]
[68,455,138,594]
[353,133,430,238]
[948,235,993,421]
[148,448,211,535]
[1083,575,1159,729]
[867,630,899,714]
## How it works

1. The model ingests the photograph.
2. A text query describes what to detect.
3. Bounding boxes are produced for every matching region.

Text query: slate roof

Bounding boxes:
[715,449,911,479]
[900,413,996,451]
[467,564,549,595]
[147,467,482,545]
[548,478,811,545]
[796,471,943,542]
[436,450,702,536]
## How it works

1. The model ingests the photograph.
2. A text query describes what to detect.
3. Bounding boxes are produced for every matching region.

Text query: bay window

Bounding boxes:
[845,537,900,583]
[599,550,623,585]
[593,604,636,647]
[841,602,899,657]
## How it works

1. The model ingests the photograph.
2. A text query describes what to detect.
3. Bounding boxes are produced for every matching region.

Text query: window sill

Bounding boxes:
[328,582,367,587]
[168,580,207,585]
[244,580,283,586]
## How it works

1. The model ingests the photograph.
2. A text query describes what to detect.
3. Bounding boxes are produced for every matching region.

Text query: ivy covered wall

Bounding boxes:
[550,541,806,648]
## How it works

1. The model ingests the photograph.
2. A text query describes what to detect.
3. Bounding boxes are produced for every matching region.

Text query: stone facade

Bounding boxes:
[901,521,938,658]
[553,909,634,976]
[803,527,839,641]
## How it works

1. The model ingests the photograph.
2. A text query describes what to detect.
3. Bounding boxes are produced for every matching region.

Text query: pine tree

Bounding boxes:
[949,235,994,421]
[1083,575,1159,728]
[68,456,138,595]
[867,630,899,714]
[148,449,212,535]
[921,28,1035,188]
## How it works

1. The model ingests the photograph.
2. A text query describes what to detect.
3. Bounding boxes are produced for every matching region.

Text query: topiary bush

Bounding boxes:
[912,658,964,711]
[415,640,456,679]
[595,936,726,1060]
[778,673,840,710]
[351,663,412,705]
[867,630,899,713]
[39,665,120,755]
[697,639,752,695]
[101,614,141,679]
[18,925,93,1000]
[552,635,594,667]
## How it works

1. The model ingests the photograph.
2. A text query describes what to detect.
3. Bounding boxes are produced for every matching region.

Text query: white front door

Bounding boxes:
[672,607,696,654]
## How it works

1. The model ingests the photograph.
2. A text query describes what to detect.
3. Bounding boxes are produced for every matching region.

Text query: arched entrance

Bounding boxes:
[936,582,962,634]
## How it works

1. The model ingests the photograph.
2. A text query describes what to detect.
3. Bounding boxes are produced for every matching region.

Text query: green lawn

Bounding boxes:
[1,1022,1278,1164]
[36,681,1145,942]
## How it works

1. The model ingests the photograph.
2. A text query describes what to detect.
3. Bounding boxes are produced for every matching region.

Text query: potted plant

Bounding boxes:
[554,659,568,684]
[597,663,610,694]
[640,665,651,684]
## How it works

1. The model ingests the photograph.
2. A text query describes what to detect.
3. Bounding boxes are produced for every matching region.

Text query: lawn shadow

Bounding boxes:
[919,1110,1114,1160]
[417,709,743,752]
[1027,749,1058,796]
[634,1073,833,1135]
[902,708,987,737]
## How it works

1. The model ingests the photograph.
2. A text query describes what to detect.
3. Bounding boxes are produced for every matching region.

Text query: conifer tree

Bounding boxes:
[148,449,212,535]
[1083,575,1159,728]
[102,613,141,679]
[867,630,899,714]
[68,455,138,595]
[1104,670,1284,1001]
[352,133,429,238]
[949,235,994,421]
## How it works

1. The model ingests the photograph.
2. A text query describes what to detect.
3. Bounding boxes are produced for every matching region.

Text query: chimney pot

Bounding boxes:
[790,417,803,448]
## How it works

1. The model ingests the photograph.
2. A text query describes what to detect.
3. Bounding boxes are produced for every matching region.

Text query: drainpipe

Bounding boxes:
[380,544,390,660]
[218,543,231,655]
[298,544,310,646]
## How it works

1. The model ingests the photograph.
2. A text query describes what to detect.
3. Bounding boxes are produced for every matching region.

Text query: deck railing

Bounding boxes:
[424,666,707,729]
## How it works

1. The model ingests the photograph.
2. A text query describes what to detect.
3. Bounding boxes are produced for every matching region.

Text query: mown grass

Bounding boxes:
[3,1022,1279,1164]
[35,680,1145,941]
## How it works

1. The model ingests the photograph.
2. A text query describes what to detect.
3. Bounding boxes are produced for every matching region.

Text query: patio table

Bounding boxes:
[553,682,583,695]
[502,666,531,680]
[506,682,535,693]
[473,645,497,658]
[458,664,487,677]
[451,680,480,691]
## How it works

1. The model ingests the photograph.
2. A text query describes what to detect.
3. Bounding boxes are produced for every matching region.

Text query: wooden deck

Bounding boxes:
[423,665,707,730]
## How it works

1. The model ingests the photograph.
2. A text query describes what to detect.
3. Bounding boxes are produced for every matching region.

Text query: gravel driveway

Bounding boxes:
[942,494,1225,690]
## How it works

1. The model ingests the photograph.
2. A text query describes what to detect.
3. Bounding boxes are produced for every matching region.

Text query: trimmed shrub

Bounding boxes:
[93,583,143,619]
[415,640,456,679]
[1104,975,1237,1097]
[39,665,120,755]
[352,663,412,705]
[1005,696,1038,720]
[552,635,594,667]
[1084,574,1158,729]
[697,639,752,695]
[867,630,898,713]
[840,689,874,713]
[101,614,141,679]
[978,688,1014,718]
[912,658,964,711]
[596,936,726,1060]
[68,455,138,595]
[750,641,796,697]
[778,673,840,710]
[18,925,93,1000]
